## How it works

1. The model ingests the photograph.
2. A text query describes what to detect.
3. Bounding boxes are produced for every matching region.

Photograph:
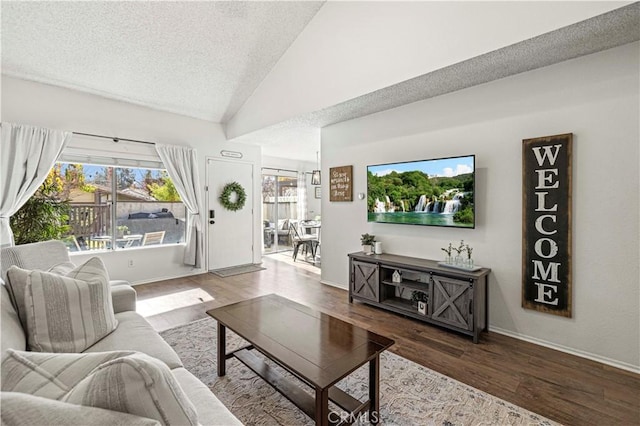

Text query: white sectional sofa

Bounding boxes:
[0,240,240,426]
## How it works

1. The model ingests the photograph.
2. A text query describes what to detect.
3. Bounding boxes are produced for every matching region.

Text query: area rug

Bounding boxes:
[161,318,558,426]
[209,264,266,277]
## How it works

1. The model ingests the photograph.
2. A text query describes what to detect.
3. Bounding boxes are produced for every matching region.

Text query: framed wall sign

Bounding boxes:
[522,133,573,317]
[329,165,353,202]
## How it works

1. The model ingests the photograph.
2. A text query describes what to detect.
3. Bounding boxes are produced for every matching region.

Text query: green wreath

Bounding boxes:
[219,182,247,211]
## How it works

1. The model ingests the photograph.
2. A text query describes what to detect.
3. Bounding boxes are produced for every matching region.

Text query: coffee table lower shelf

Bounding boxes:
[232,348,371,426]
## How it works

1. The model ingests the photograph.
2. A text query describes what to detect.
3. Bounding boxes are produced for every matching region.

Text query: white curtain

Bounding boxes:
[155,144,204,268]
[297,172,308,221]
[0,123,71,247]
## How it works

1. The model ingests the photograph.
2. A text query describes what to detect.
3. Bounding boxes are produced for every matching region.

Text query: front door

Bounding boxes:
[207,158,254,270]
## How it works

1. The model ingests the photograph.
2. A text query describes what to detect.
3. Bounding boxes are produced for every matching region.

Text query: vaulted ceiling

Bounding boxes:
[2,2,638,161]
[1,1,323,122]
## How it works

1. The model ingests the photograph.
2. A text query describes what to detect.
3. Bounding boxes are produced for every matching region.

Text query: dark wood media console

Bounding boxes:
[348,252,491,343]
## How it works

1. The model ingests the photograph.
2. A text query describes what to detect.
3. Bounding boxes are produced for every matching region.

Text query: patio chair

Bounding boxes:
[289,222,319,262]
[276,219,292,247]
[142,231,165,246]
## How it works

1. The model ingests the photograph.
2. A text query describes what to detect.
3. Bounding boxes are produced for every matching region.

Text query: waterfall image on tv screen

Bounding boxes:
[367,155,475,228]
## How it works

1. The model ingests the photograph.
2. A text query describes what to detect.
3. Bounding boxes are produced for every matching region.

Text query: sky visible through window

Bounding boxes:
[66,164,163,184]
[368,155,474,178]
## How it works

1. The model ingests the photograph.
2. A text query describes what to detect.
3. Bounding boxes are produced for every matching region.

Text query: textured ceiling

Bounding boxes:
[232,2,639,160]
[2,2,638,162]
[1,1,324,122]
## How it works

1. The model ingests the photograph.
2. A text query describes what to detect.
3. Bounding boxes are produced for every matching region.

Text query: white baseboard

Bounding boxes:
[490,326,640,374]
[128,268,205,286]
[320,279,348,290]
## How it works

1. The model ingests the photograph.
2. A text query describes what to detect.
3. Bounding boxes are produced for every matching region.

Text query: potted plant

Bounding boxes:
[441,243,453,264]
[9,182,70,245]
[116,225,129,238]
[453,240,465,266]
[465,243,474,268]
[360,233,376,255]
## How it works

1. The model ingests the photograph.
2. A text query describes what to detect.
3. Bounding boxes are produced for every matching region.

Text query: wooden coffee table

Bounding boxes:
[206,294,394,426]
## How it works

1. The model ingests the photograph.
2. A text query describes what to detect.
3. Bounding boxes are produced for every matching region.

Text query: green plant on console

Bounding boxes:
[360,233,376,246]
[441,243,453,257]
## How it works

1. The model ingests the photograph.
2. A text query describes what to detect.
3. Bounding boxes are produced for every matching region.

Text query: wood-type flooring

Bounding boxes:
[135,254,639,426]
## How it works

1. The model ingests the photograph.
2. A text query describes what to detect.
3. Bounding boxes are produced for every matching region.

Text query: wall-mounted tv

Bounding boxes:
[367,155,475,228]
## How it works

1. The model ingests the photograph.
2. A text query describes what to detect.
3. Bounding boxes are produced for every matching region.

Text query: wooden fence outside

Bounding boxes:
[68,203,110,238]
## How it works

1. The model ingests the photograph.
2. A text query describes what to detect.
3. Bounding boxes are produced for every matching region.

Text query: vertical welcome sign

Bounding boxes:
[522,134,572,317]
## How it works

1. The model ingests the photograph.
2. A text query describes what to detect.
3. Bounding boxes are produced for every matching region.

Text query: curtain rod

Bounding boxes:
[262,167,298,173]
[262,167,316,175]
[74,131,156,146]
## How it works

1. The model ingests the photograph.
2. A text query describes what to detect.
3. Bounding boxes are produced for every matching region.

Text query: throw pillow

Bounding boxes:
[1,349,133,399]
[1,350,198,426]
[47,261,77,276]
[62,352,199,426]
[22,257,118,352]
[1,392,161,426]
[5,266,31,329]
[5,257,110,330]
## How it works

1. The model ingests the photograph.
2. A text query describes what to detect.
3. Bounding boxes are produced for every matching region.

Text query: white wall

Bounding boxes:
[228,1,627,138]
[1,76,263,284]
[321,43,639,371]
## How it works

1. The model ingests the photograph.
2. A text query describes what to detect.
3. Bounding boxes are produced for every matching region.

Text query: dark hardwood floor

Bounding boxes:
[135,254,639,426]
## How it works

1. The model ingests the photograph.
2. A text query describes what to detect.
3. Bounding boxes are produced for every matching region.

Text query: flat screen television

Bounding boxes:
[367,155,475,228]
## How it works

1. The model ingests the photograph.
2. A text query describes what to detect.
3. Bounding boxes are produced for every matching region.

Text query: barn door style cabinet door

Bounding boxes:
[431,275,474,331]
[350,260,380,302]
[348,252,491,343]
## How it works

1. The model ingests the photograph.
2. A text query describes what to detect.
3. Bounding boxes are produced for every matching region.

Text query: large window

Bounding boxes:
[10,162,186,251]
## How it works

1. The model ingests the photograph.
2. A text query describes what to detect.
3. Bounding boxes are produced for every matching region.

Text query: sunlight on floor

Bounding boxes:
[137,288,214,317]
[267,251,321,275]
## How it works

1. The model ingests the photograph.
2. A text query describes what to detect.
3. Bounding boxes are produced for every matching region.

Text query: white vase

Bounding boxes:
[374,241,382,254]
[362,245,372,255]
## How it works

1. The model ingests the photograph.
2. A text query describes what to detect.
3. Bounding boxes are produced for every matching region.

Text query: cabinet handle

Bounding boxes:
[468,300,473,315]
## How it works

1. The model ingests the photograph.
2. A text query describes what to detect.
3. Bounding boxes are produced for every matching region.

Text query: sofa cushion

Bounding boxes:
[62,352,198,426]
[20,257,118,352]
[111,284,137,313]
[172,367,242,426]
[84,311,183,369]
[1,392,161,426]
[1,349,134,399]
[1,240,70,283]
[0,284,26,357]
